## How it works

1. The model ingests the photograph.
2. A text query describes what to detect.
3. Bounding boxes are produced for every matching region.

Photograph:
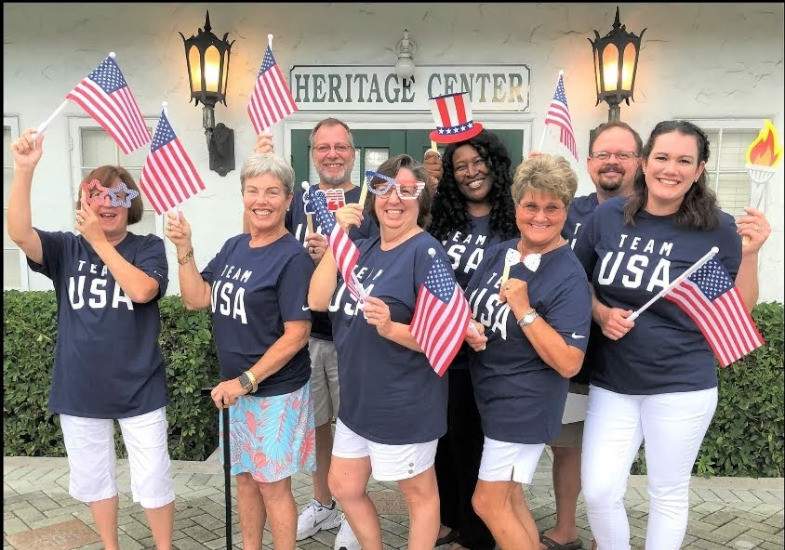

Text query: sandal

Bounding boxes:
[435,529,459,547]
[540,534,582,550]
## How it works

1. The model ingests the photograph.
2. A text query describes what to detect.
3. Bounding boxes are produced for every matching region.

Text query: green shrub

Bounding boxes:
[4,292,784,474]
[3,291,220,461]
[632,301,784,477]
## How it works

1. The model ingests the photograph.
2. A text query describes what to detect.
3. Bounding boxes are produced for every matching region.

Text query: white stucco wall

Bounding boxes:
[4,2,783,301]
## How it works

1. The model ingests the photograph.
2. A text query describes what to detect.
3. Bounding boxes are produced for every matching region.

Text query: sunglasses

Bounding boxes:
[364,171,425,200]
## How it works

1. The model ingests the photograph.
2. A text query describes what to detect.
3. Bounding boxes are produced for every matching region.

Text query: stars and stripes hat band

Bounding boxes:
[429,91,484,144]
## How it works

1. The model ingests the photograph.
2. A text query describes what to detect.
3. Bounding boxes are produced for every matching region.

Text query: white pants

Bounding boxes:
[581,385,717,550]
[60,407,175,509]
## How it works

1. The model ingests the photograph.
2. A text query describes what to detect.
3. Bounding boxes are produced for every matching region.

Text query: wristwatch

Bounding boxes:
[238,371,256,393]
[517,308,539,328]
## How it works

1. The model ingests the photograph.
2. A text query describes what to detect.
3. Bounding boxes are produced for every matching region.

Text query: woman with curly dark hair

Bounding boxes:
[427,129,517,550]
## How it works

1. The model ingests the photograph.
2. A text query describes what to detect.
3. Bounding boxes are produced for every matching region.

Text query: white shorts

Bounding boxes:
[478,436,545,485]
[308,338,340,427]
[332,419,438,482]
[59,407,174,509]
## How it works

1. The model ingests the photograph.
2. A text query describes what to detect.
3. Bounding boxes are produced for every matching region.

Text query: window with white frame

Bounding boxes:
[4,116,28,290]
[688,118,765,217]
[68,117,160,237]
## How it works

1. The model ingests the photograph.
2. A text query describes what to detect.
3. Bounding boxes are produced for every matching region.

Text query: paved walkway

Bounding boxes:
[4,451,783,549]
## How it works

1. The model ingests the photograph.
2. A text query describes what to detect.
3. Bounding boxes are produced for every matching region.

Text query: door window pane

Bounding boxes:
[364,148,389,173]
[81,128,118,168]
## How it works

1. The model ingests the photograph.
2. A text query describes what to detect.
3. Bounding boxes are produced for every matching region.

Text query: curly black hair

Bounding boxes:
[428,130,518,241]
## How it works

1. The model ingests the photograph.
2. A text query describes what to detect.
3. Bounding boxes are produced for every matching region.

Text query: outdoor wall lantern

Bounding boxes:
[589,7,645,122]
[394,29,417,88]
[180,11,235,176]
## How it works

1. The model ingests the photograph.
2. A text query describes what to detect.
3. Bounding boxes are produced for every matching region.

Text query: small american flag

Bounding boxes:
[139,110,205,214]
[247,46,298,134]
[544,73,578,160]
[410,250,471,377]
[66,55,150,154]
[665,259,764,367]
[309,188,363,300]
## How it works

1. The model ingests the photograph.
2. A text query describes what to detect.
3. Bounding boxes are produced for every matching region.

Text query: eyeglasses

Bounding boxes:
[589,151,638,161]
[454,157,487,176]
[313,143,354,155]
[518,202,565,217]
[365,171,425,200]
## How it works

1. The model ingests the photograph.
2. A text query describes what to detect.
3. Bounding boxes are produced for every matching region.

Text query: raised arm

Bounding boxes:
[735,207,771,312]
[7,129,44,264]
[165,211,211,310]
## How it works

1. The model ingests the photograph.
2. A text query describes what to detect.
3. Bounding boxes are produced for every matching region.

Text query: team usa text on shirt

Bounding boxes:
[68,260,134,310]
[211,264,254,324]
[597,235,674,292]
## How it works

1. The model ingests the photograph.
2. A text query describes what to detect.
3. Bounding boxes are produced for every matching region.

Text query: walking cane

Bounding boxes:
[201,388,233,550]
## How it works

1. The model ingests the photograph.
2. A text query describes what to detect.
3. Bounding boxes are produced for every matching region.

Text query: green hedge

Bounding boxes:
[3,291,220,461]
[631,301,784,477]
[4,291,784,475]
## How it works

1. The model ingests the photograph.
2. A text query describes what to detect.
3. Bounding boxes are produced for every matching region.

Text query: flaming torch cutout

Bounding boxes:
[746,120,783,211]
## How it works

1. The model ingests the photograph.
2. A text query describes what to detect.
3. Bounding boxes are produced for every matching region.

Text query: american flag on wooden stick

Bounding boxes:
[139,109,205,214]
[66,55,150,154]
[410,249,471,377]
[544,73,578,160]
[247,46,298,134]
[665,258,764,367]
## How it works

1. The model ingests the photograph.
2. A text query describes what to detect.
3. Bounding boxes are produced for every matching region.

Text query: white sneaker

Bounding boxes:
[333,515,361,550]
[296,499,342,541]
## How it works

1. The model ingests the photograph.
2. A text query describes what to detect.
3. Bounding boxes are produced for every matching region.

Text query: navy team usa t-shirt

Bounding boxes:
[201,233,314,397]
[28,230,169,419]
[439,214,508,369]
[286,185,376,340]
[328,232,450,445]
[563,192,599,250]
[573,196,742,395]
[465,241,592,444]
[562,192,602,385]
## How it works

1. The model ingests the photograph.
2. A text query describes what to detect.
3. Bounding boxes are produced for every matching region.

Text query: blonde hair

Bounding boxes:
[511,154,578,208]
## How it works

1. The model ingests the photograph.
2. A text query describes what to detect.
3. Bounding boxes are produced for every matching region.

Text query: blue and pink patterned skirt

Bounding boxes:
[219,383,316,483]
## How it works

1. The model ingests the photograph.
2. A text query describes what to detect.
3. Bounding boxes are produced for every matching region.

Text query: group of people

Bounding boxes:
[7,112,771,550]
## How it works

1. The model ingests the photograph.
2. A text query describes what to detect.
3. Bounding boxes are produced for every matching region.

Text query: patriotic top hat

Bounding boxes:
[429,91,484,144]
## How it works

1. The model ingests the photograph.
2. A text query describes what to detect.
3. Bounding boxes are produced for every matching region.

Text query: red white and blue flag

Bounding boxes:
[66,55,150,154]
[665,258,764,367]
[139,109,205,214]
[410,250,472,377]
[544,73,578,160]
[247,46,298,134]
[309,187,363,300]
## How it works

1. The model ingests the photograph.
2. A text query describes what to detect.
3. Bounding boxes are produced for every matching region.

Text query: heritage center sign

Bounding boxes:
[290,65,530,112]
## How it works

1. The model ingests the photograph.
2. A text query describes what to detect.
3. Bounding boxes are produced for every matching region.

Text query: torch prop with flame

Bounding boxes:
[746,120,783,211]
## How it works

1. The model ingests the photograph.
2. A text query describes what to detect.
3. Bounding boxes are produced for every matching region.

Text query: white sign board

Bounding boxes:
[290,65,530,112]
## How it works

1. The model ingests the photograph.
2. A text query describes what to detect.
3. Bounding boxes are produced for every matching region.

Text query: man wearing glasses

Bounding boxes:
[540,120,642,550]
[255,118,363,550]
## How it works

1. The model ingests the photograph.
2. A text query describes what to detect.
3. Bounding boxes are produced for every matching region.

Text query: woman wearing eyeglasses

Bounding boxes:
[427,129,518,550]
[465,155,592,550]
[309,154,485,550]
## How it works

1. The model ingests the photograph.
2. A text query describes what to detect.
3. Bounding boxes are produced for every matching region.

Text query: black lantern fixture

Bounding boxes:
[180,11,235,176]
[589,7,645,122]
